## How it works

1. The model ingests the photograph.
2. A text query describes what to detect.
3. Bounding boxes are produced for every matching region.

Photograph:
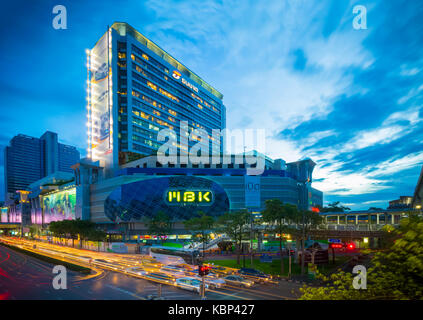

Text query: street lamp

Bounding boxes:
[297,181,310,276]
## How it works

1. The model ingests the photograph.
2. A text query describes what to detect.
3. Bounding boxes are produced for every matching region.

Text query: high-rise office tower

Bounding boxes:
[86,22,226,172]
[3,131,80,202]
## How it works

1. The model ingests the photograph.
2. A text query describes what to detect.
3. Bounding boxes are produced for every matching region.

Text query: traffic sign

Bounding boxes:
[328,238,341,243]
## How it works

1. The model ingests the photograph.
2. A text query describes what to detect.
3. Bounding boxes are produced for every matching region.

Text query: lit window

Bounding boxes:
[147,81,157,91]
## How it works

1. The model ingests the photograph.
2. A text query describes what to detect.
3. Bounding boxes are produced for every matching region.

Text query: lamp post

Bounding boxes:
[297,181,309,276]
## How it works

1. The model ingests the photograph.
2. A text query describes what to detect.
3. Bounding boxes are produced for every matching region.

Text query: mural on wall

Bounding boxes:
[42,188,76,223]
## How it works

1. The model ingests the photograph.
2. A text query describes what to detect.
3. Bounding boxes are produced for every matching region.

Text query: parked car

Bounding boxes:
[237,268,272,283]
[223,275,254,288]
[144,272,176,285]
[176,277,209,293]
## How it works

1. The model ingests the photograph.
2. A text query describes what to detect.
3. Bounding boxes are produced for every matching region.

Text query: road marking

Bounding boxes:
[105,284,146,300]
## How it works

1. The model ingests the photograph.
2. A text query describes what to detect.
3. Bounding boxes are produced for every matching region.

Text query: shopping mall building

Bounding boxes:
[1,22,323,240]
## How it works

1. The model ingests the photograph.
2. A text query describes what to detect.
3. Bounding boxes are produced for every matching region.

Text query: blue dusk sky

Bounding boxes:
[1,0,422,209]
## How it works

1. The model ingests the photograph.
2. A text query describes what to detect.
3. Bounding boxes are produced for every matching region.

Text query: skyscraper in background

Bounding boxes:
[86,22,226,173]
[3,131,80,202]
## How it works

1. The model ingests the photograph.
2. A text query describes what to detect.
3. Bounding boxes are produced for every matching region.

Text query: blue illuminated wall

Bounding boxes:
[104,176,230,222]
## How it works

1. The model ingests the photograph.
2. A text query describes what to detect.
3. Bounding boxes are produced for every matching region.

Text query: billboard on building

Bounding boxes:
[42,188,76,223]
[89,30,113,168]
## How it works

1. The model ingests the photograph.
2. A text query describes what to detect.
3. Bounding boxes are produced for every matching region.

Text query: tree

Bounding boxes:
[369,207,384,211]
[49,221,66,243]
[147,211,173,244]
[87,229,107,251]
[216,210,250,265]
[217,240,233,252]
[262,200,298,275]
[184,211,215,254]
[318,201,351,213]
[48,219,105,248]
[300,214,423,299]
[290,209,323,274]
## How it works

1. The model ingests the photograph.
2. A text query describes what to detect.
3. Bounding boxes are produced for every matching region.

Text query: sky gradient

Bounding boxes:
[1,0,422,209]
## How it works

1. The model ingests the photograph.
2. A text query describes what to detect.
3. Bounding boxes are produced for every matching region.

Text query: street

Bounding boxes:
[0,242,301,300]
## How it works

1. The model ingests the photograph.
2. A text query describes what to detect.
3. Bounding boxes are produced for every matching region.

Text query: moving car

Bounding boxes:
[92,259,120,270]
[192,275,225,289]
[237,268,272,283]
[144,272,176,285]
[160,265,188,276]
[141,260,162,271]
[208,265,237,275]
[223,275,254,288]
[125,267,148,276]
[176,277,209,293]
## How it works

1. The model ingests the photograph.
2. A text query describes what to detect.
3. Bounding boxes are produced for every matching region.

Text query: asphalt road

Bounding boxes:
[0,244,301,300]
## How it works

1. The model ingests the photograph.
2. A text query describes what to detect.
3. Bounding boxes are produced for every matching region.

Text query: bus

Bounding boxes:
[149,246,202,265]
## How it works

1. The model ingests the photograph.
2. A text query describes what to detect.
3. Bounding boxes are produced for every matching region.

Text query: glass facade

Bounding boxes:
[105,23,226,165]
[104,176,230,222]
[4,132,80,198]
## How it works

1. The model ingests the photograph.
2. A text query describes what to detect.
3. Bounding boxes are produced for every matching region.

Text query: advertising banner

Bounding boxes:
[42,188,76,223]
[110,242,128,253]
[89,31,112,167]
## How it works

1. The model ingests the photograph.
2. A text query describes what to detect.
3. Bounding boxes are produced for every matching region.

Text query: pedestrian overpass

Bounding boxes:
[319,208,415,227]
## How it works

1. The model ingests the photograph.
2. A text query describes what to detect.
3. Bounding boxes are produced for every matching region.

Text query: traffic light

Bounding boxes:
[329,243,343,249]
[346,242,356,250]
[198,265,210,276]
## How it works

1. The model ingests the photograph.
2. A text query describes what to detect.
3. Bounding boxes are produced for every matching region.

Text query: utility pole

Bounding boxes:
[201,275,206,300]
